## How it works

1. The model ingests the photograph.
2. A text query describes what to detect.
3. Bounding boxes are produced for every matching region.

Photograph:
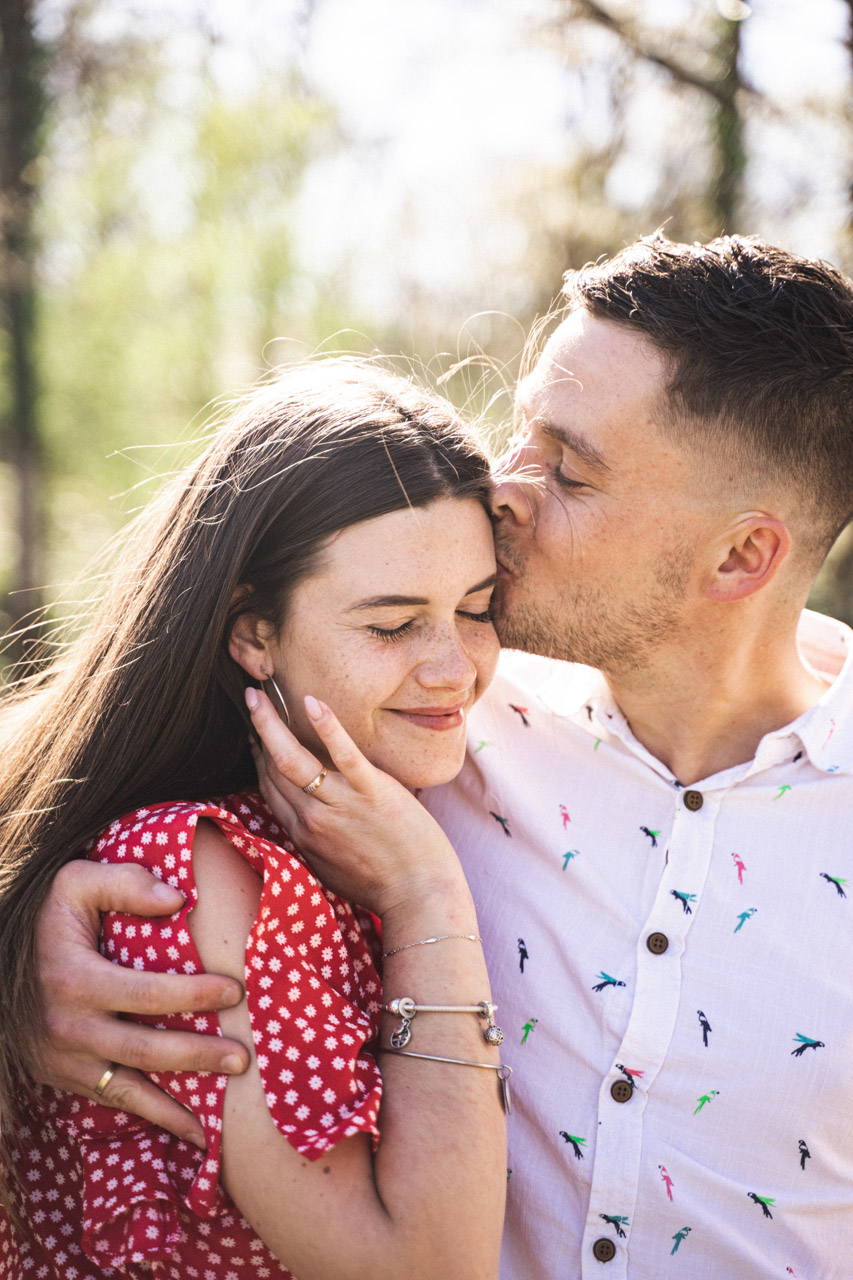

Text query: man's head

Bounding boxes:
[491,233,853,673]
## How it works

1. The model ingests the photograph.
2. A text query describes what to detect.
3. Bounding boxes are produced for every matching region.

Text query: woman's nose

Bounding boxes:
[416,631,478,691]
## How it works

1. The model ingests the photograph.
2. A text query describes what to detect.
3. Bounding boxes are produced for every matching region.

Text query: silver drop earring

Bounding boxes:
[261,669,291,726]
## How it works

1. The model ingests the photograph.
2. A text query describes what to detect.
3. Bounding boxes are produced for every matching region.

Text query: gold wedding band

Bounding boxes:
[94,1063,118,1097]
[302,767,327,796]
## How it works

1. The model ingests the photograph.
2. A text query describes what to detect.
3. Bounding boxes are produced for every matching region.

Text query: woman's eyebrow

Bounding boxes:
[349,595,429,611]
[464,573,497,595]
[348,574,496,613]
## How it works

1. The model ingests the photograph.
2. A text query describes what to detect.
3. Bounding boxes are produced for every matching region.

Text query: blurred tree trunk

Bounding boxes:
[0,0,46,659]
[710,12,745,232]
[568,0,750,233]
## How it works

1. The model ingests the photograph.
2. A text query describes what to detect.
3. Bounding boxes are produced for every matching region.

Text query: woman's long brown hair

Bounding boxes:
[0,358,491,1198]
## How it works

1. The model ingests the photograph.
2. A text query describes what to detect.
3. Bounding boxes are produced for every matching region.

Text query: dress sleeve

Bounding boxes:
[219,792,384,1157]
[42,795,383,1268]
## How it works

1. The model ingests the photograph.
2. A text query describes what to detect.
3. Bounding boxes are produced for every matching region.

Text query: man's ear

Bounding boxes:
[703,514,792,603]
[227,590,272,680]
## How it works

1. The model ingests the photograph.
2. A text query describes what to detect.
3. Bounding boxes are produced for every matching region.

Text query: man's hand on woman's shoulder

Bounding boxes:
[33,858,250,1147]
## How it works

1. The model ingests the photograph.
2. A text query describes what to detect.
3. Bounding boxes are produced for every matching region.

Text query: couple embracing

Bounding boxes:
[2,232,852,1279]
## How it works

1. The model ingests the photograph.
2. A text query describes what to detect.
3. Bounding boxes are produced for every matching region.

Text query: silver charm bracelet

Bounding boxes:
[383,996,504,1048]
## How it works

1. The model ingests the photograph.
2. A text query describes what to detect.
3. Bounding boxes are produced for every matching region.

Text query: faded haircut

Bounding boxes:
[563,233,853,555]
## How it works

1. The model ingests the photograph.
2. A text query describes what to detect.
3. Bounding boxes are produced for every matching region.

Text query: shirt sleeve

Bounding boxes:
[42,795,383,1268]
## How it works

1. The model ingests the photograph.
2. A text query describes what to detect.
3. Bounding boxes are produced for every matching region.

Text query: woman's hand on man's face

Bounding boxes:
[247,688,467,919]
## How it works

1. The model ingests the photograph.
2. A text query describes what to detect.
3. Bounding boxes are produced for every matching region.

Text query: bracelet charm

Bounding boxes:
[390,1016,413,1049]
[385,996,504,1046]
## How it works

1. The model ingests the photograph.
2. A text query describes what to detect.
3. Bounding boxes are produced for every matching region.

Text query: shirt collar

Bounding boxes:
[783,609,853,775]
[531,609,853,778]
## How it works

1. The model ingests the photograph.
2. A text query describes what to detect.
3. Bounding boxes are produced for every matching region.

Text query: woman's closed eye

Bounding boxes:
[367,604,493,642]
[367,620,415,642]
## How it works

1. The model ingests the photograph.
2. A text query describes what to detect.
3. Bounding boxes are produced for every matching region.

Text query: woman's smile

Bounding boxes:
[386,700,469,732]
[246,496,500,788]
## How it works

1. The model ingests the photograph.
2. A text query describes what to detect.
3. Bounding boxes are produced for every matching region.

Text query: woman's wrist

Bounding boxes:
[377,874,478,942]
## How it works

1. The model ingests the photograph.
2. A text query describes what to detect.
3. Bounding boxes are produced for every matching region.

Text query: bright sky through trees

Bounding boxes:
[3,0,853,643]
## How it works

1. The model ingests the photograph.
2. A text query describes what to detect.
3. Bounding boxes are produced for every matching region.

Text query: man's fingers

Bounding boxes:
[69,1022,250,1076]
[99,1068,209,1146]
[62,1063,208,1148]
[51,858,185,924]
[62,958,245,1019]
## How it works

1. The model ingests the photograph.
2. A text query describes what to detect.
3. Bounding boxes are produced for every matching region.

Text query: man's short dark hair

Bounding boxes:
[563,233,853,553]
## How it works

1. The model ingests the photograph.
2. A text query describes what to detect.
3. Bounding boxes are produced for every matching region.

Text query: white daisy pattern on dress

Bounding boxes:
[0,790,384,1278]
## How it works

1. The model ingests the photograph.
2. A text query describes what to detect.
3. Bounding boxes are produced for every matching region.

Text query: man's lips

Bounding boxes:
[388,704,467,731]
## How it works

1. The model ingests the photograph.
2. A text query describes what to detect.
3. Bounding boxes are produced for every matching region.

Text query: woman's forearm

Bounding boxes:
[192,823,506,1280]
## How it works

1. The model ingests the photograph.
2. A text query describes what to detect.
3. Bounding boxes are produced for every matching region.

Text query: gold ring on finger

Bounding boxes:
[94,1063,118,1097]
[302,767,327,796]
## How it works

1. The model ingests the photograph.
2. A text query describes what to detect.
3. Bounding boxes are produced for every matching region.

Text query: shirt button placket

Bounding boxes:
[581,787,720,1279]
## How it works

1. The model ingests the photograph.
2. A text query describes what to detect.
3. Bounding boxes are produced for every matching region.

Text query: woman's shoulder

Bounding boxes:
[86,789,293,875]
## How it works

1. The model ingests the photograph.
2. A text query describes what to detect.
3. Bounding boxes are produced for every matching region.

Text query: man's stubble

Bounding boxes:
[492,537,694,678]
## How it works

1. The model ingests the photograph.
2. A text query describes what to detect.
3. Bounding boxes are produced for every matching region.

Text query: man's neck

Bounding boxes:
[603,613,831,787]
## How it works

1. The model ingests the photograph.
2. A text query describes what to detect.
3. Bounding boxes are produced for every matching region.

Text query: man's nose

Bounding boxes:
[490,434,537,525]
[490,471,535,526]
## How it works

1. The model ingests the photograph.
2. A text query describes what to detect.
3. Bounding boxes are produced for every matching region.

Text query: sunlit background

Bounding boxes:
[2,0,853,666]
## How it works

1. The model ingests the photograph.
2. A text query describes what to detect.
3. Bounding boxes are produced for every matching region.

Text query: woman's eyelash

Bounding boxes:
[367,608,493,642]
[367,621,414,642]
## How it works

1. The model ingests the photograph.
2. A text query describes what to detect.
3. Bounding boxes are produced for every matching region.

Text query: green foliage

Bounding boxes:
[18,58,343,595]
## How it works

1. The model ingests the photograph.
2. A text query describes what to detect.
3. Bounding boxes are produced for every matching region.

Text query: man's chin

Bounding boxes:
[493,606,566,661]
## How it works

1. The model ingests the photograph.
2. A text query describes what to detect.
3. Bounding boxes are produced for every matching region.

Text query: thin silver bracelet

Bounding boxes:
[381,1047,513,1114]
[383,996,504,1048]
[382,932,482,959]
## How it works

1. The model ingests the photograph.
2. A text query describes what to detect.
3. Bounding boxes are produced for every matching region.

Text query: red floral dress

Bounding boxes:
[0,791,384,1278]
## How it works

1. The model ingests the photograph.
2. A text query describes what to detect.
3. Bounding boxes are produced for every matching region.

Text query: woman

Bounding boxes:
[0,361,507,1279]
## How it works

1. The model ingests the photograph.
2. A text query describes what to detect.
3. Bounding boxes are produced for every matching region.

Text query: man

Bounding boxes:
[31,235,853,1277]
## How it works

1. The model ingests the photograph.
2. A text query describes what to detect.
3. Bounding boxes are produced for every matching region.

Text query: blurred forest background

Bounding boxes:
[2,0,853,672]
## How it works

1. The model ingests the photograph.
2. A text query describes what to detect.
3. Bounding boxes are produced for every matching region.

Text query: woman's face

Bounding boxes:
[263,497,499,789]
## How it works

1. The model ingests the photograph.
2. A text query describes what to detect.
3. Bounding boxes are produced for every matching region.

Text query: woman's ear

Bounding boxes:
[228,592,272,681]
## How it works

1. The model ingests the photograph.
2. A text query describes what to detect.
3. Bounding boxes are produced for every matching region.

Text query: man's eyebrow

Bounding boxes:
[516,393,611,479]
[515,374,612,476]
[348,574,497,612]
[538,419,612,476]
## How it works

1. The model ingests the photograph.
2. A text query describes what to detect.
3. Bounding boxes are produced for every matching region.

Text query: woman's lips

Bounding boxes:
[388,705,466,731]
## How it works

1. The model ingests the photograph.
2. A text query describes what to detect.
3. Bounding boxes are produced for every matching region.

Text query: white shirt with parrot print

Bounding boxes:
[423,609,853,1280]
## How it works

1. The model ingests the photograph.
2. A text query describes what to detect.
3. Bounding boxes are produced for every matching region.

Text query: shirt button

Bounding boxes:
[646,931,669,955]
[592,1238,617,1263]
[684,789,703,811]
[610,1079,634,1103]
